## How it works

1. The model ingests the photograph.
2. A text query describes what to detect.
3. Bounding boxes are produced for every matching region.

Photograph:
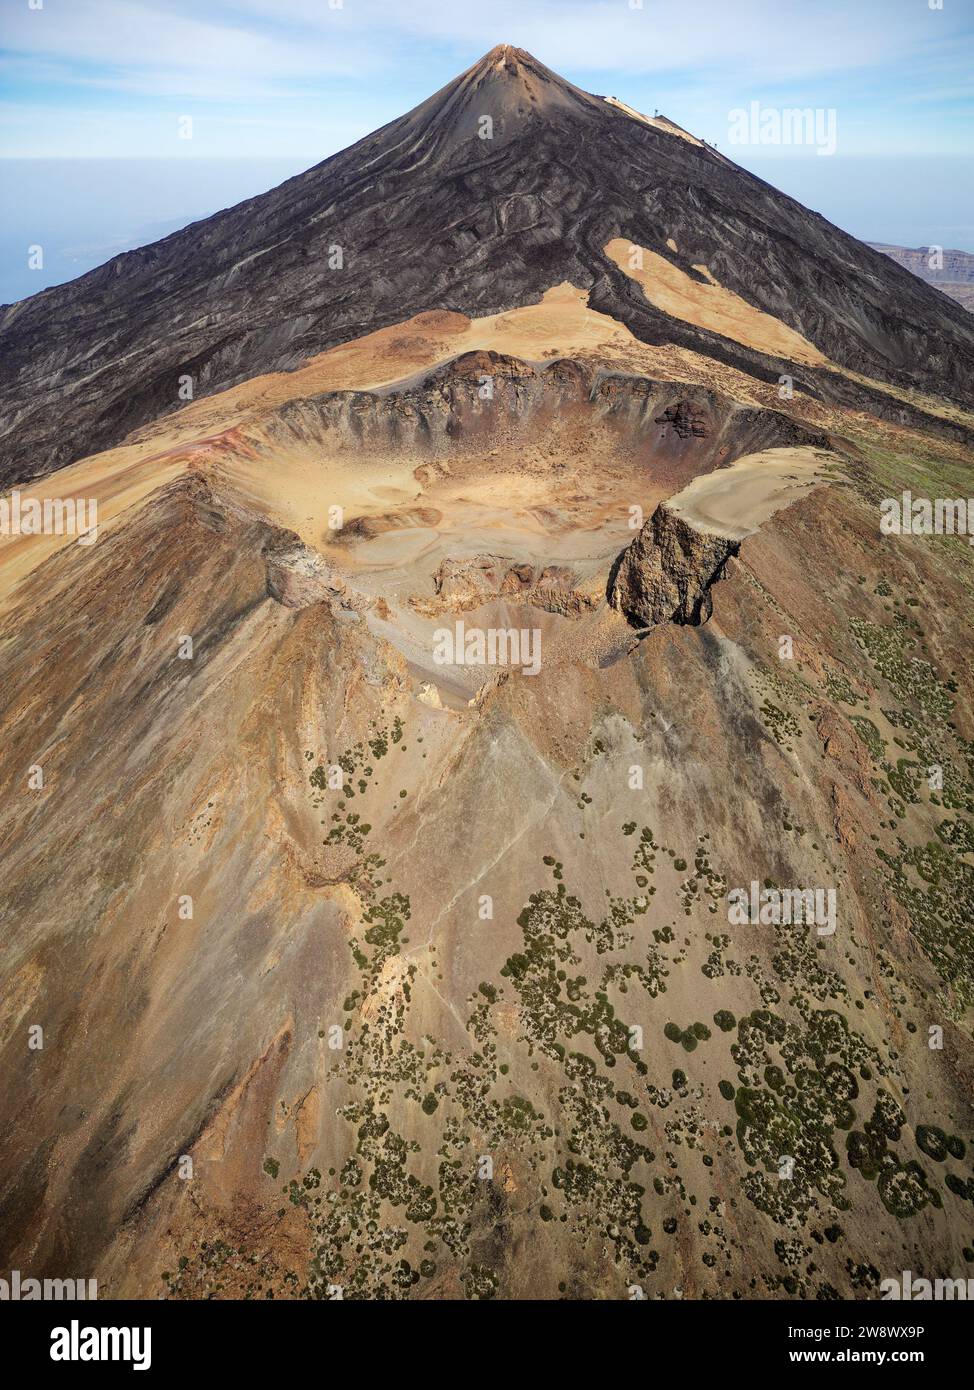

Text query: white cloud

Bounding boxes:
[5,0,962,88]
[2,0,970,157]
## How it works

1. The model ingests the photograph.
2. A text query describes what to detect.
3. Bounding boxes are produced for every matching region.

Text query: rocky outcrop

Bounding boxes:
[263,364,832,484]
[655,400,709,438]
[609,503,738,629]
[414,553,597,617]
[265,543,369,618]
[433,554,538,606]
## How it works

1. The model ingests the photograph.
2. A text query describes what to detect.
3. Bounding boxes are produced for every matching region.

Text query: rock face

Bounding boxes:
[265,542,368,617]
[4,44,974,486]
[265,358,835,480]
[609,503,738,628]
[432,554,536,607]
[415,553,597,617]
[655,400,710,439]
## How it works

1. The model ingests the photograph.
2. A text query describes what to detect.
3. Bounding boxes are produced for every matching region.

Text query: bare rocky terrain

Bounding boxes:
[1,46,973,1301]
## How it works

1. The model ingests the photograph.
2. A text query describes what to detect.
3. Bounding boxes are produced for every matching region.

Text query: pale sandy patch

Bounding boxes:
[605,237,829,367]
[664,445,835,539]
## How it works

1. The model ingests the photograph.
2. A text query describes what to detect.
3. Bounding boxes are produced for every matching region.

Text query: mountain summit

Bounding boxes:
[2,45,973,486]
[400,43,609,145]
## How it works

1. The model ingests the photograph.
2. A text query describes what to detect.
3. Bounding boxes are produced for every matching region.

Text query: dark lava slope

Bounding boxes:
[3,44,973,486]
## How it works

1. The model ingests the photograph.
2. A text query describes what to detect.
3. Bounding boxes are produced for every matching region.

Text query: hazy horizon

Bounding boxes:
[3,151,973,306]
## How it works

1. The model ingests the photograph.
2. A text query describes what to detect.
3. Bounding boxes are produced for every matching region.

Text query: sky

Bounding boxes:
[1,0,973,300]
